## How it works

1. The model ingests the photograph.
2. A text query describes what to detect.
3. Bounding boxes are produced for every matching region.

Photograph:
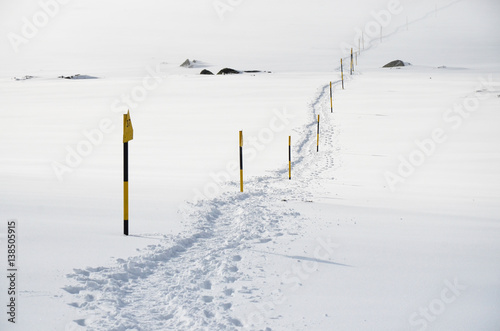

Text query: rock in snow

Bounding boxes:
[200,69,214,75]
[382,60,411,68]
[217,68,241,75]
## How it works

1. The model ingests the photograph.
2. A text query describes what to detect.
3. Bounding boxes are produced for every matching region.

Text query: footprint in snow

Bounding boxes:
[201,280,212,290]
[228,317,243,327]
[224,276,237,283]
[74,319,86,326]
[62,286,84,294]
[202,295,213,303]
[159,314,173,321]
[221,302,232,310]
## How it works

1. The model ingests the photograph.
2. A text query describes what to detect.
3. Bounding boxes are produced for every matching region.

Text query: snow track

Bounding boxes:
[66,189,304,330]
[64,82,339,330]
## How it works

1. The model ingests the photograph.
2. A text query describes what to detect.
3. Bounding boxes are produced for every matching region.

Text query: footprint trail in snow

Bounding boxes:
[64,82,340,330]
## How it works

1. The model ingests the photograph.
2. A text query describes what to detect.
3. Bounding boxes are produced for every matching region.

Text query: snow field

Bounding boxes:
[0,0,499,330]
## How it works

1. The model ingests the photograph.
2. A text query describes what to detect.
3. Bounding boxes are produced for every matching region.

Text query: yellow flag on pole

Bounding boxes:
[123,110,133,143]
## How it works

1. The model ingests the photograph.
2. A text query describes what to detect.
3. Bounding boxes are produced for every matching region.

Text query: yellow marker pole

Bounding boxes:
[358,38,361,56]
[330,81,333,113]
[288,136,292,180]
[316,115,320,152]
[124,143,128,236]
[123,110,133,236]
[350,48,354,75]
[341,59,344,90]
[239,131,243,192]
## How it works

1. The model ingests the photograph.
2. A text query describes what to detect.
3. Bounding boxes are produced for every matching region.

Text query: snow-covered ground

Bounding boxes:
[1,0,499,330]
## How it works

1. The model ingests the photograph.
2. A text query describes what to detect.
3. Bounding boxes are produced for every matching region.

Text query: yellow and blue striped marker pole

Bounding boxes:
[330,81,333,113]
[317,115,320,152]
[288,136,292,180]
[239,131,243,192]
[341,59,344,90]
[123,110,133,236]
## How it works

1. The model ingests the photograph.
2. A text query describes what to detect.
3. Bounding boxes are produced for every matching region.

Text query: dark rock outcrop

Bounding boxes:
[383,60,409,68]
[200,69,214,75]
[58,74,98,79]
[180,59,193,68]
[217,68,241,75]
